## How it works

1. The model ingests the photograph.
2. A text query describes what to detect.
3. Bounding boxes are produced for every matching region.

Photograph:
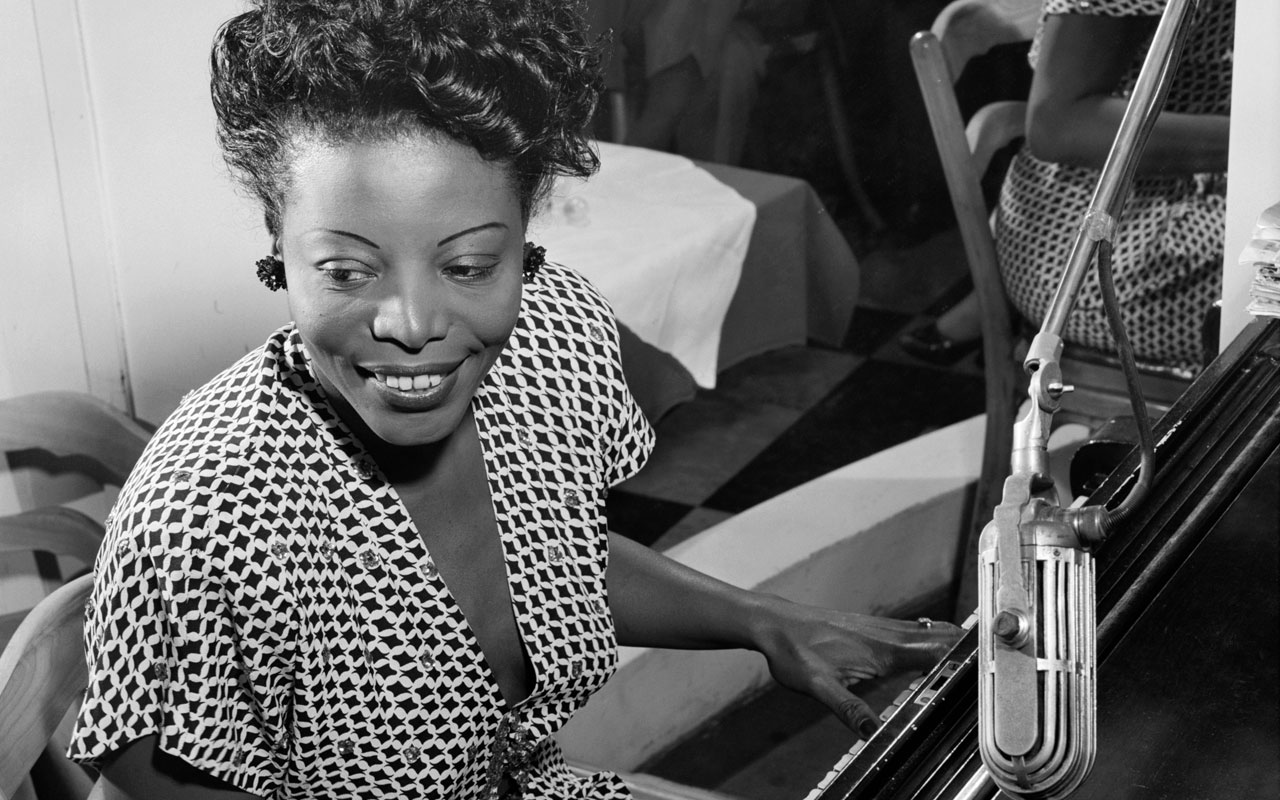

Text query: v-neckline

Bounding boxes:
[307,356,539,712]
[391,397,537,711]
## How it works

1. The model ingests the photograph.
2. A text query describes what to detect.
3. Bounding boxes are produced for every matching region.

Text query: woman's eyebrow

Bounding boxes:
[438,222,508,246]
[318,228,381,249]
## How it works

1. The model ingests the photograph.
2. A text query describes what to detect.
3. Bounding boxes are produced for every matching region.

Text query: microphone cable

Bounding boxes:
[1093,236,1158,534]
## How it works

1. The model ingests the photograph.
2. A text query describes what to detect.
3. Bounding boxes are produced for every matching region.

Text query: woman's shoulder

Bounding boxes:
[112,325,324,541]
[524,260,617,326]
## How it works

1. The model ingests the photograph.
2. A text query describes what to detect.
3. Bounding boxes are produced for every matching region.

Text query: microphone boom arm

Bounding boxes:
[978,1,1202,797]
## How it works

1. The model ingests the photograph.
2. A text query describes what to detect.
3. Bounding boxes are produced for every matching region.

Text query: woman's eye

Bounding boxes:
[446,262,498,282]
[319,263,373,288]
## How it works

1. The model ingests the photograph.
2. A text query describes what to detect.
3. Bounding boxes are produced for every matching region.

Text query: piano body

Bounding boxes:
[809,317,1280,800]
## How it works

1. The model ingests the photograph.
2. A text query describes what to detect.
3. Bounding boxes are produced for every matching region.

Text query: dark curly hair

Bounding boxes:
[210,0,604,237]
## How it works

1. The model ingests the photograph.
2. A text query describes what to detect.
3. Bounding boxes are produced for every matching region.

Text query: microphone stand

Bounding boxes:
[977,0,1202,796]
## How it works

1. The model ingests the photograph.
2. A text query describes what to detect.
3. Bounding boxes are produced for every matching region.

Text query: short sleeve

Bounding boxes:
[596,306,656,488]
[68,475,298,798]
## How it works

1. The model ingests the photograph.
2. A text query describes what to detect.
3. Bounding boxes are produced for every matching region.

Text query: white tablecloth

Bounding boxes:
[526,142,756,387]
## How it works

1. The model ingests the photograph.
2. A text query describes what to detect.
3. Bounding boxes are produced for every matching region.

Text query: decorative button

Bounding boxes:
[420,560,440,581]
[403,743,422,762]
[588,323,606,343]
[358,549,381,570]
[152,661,170,681]
[355,460,375,479]
[571,661,584,678]
[115,539,131,558]
[172,469,194,485]
[274,733,291,753]
[419,650,434,669]
[594,598,608,615]
[270,538,288,560]
[518,429,536,449]
[337,739,356,757]
[318,540,335,560]
[562,489,585,508]
[547,543,567,564]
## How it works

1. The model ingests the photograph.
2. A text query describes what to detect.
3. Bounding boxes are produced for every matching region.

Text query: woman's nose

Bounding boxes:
[372,276,448,350]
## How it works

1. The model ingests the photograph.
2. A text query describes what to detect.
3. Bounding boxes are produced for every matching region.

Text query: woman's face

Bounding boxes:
[278,132,525,447]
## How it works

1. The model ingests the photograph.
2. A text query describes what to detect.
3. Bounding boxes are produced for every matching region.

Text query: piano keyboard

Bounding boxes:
[804,612,979,800]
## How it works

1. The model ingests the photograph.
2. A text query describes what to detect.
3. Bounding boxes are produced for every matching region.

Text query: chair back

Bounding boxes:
[0,392,149,644]
[910,0,1037,396]
[0,574,94,800]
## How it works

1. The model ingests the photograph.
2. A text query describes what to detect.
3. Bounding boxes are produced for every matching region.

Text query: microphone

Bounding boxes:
[976,492,1097,797]
[976,360,1097,800]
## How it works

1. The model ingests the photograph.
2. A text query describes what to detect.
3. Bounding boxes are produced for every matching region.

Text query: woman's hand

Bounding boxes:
[749,599,964,737]
[606,533,964,735]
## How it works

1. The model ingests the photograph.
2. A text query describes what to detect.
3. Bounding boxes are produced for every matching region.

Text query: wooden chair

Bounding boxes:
[909,0,1195,618]
[0,392,148,799]
[0,574,95,800]
[0,391,149,645]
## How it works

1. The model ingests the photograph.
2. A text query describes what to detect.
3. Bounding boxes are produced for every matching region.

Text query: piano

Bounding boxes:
[808,317,1280,800]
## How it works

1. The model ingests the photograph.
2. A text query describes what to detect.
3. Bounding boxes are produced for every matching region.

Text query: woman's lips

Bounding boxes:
[362,362,462,410]
[372,371,445,391]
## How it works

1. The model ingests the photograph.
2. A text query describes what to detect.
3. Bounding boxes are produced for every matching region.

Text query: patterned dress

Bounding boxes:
[994,0,1233,371]
[68,263,655,799]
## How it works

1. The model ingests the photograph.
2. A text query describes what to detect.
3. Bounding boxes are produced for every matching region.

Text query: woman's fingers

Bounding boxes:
[811,676,881,738]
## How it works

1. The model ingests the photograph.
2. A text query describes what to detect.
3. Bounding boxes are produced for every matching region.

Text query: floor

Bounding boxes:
[603,218,987,798]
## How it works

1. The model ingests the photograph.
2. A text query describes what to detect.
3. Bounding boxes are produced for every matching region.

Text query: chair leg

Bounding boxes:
[952,353,1020,621]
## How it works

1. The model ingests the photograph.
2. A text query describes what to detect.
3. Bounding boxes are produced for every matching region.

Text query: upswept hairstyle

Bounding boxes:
[210,0,604,236]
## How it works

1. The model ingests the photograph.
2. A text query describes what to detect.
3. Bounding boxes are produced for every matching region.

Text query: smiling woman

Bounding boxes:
[63,2,961,799]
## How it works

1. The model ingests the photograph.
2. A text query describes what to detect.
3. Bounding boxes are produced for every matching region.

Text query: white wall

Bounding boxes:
[1220,0,1280,347]
[75,0,289,425]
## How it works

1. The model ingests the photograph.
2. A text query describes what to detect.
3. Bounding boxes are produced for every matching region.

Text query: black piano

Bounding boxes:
[809,319,1280,800]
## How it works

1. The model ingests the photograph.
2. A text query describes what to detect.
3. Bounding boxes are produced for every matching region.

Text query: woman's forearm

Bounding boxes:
[1028,97,1229,174]
[605,531,780,651]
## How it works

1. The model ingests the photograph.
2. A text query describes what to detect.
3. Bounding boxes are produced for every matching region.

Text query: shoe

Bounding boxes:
[898,322,981,366]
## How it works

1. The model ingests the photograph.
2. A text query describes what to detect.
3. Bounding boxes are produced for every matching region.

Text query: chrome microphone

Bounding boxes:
[977,356,1097,800]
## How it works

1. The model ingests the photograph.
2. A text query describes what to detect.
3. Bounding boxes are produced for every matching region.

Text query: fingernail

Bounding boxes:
[859,719,878,739]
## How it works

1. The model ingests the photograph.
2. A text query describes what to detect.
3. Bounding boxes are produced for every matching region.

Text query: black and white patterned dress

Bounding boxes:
[994,0,1232,371]
[68,263,655,799]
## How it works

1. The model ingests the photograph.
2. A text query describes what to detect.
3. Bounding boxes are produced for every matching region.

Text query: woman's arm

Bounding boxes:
[606,533,963,736]
[1026,13,1229,174]
[96,736,264,800]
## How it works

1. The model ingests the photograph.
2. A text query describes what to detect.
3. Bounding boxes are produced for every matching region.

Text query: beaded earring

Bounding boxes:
[522,242,545,284]
[255,256,286,291]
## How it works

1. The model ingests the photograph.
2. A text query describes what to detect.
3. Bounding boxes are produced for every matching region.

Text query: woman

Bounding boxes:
[68,2,959,798]
[901,0,1231,372]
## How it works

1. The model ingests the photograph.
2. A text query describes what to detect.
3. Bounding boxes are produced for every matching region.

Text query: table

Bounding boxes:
[621,160,861,420]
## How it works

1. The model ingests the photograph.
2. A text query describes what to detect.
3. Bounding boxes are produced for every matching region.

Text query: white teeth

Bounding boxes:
[374,372,445,391]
